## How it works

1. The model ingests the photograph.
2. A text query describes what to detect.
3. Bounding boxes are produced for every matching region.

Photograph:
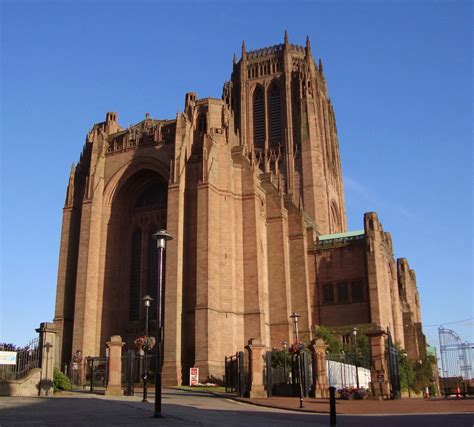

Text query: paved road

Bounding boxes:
[0,389,472,426]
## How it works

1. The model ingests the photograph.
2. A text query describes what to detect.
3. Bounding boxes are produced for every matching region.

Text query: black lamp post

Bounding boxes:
[290,312,304,408]
[153,230,173,418]
[282,341,288,384]
[352,327,360,389]
[142,294,153,403]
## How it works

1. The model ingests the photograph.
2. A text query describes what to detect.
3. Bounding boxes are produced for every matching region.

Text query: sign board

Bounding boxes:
[0,351,17,365]
[376,373,384,383]
[189,367,199,386]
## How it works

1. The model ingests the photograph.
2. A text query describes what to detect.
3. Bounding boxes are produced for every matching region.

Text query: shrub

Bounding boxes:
[53,367,72,392]
[337,387,368,400]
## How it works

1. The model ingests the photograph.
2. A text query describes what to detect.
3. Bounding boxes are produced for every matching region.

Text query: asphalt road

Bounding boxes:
[0,389,472,426]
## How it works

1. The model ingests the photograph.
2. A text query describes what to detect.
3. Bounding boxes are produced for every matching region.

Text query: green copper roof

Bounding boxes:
[318,230,365,241]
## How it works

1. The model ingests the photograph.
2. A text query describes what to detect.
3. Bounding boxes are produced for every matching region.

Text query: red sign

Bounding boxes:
[189,367,199,386]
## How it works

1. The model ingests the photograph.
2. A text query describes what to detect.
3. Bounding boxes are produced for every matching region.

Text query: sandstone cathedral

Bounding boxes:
[53,33,426,385]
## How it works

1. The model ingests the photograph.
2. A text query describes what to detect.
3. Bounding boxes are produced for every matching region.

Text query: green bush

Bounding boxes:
[53,367,72,392]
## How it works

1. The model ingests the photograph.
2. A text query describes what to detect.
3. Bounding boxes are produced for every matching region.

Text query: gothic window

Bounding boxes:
[253,85,265,150]
[336,282,349,303]
[323,283,334,304]
[129,228,142,321]
[197,113,206,133]
[147,230,158,319]
[268,82,281,147]
[351,281,364,302]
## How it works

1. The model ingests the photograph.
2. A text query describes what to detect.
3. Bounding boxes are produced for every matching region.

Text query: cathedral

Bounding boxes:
[53,33,425,385]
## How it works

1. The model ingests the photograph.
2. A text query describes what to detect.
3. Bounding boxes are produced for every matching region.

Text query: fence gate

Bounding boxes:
[264,349,312,397]
[224,351,249,397]
[386,331,401,399]
[85,356,108,392]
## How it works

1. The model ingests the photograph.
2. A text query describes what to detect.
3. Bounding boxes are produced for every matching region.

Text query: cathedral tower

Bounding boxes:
[224,32,347,234]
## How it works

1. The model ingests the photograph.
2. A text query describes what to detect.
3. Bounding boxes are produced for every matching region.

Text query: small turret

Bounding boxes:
[284,29,289,45]
[105,111,119,134]
[305,35,312,56]
[233,52,237,65]
[241,40,247,61]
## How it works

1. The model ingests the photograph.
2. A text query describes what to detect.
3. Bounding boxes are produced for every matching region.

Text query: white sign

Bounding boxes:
[0,351,17,365]
[189,367,199,386]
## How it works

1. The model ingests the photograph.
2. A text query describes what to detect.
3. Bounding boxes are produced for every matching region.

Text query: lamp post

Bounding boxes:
[282,341,288,384]
[153,230,173,418]
[352,327,360,389]
[290,312,304,408]
[142,295,153,403]
[403,351,411,398]
[418,359,424,397]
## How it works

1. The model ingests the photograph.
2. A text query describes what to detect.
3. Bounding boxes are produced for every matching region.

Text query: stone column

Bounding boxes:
[36,322,58,397]
[105,335,125,396]
[368,330,390,399]
[246,338,267,398]
[310,338,329,398]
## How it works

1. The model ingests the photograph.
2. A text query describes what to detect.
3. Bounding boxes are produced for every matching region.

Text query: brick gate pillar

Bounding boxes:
[367,330,390,399]
[246,338,267,398]
[36,322,58,396]
[105,335,125,396]
[310,338,329,398]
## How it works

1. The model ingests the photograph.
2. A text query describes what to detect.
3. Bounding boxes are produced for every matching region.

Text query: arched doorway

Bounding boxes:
[101,168,168,348]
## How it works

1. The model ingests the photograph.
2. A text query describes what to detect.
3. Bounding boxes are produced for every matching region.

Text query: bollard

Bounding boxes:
[329,386,336,426]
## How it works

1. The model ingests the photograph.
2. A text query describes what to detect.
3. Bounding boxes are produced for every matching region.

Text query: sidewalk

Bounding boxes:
[236,395,474,415]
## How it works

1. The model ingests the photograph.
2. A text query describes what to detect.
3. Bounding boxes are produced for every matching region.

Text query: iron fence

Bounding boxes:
[0,338,40,381]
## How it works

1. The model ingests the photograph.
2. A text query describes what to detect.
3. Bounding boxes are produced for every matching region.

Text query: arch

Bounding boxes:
[252,84,265,150]
[268,81,282,147]
[103,156,169,207]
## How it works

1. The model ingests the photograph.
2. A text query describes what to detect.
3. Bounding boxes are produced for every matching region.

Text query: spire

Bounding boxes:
[241,40,247,60]
[319,58,324,74]
[233,52,237,64]
[305,35,312,55]
[284,30,289,45]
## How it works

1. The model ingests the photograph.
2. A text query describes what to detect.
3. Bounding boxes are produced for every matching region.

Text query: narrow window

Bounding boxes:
[129,228,142,321]
[323,283,334,304]
[337,282,349,303]
[253,86,265,150]
[268,83,281,147]
[147,231,158,320]
[351,281,364,302]
[197,113,206,133]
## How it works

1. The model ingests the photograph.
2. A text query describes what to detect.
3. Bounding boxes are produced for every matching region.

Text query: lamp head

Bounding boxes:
[153,229,173,249]
[142,295,154,307]
[289,312,301,323]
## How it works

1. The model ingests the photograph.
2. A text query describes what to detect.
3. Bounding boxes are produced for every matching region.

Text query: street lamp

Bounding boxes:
[153,230,173,418]
[282,341,288,384]
[352,327,360,389]
[418,359,424,398]
[403,351,411,398]
[290,312,304,408]
[142,295,154,403]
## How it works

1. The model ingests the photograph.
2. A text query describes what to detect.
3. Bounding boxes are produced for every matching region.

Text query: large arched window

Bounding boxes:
[253,85,265,150]
[129,228,142,321]
[268,82,281,147]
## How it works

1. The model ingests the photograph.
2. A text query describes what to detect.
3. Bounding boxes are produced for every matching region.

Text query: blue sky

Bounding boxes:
[1,0,472,353]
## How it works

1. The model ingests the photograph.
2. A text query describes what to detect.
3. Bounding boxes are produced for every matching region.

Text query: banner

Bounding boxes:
[0,351,17,365]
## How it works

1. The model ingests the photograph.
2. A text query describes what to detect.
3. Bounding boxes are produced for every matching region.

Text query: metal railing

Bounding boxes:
[0,338,40,380]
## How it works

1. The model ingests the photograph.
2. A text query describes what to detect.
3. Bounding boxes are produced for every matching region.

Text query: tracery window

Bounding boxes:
[268,82,281,147]
[129,228,142,321]
[253,85,265,150]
